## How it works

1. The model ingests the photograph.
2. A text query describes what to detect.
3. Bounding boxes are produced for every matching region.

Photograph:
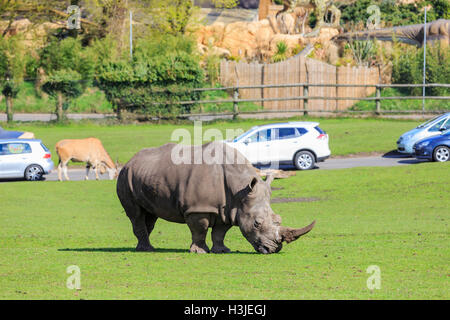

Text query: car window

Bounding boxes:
[40,143,50,152]
[314,126,325,134]
[442,119,450,131]
[428,119,446,132]
[0,143,32,155]
[277,128,298,140]
[246,129,271,143]
[258,129,271,142]
[297,128,308,135]
[417,115,444,128]
[247,132,258,143]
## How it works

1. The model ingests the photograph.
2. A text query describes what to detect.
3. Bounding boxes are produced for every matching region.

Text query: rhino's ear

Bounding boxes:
[235,177,258,201]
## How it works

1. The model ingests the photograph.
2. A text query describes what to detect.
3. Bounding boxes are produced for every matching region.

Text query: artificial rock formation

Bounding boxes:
[195,14,339,61]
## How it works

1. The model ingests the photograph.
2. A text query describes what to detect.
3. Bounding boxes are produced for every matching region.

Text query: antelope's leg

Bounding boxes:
[85,164,91,180]
[63,161,70,181]
[57,160,63,181]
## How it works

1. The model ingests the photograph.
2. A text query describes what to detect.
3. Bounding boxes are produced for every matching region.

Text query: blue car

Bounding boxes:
[0,126,34,139]
[397,112,450,154]
[413,130,450,162]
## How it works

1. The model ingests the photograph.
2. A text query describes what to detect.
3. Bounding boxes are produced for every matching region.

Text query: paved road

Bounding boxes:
[37,153,425,182]
[0,152,426,183]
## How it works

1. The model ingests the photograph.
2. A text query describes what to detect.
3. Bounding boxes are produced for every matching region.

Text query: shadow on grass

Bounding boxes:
[58,247,257,254]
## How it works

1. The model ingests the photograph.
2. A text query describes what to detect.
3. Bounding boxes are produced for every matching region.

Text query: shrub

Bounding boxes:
[96,35,205,117]
[40,37,94,121]
[392,42,450,96]
[272,41,289,63]
[338,0,448,30]
[0,35,27,122]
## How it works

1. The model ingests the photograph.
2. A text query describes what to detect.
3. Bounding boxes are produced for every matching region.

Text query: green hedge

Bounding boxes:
[96,36,205,116]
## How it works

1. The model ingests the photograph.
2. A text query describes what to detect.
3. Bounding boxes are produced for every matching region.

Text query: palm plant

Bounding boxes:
[272,41,289,63]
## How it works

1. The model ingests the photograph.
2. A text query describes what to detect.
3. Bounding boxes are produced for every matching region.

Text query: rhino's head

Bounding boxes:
[236,175,315,254]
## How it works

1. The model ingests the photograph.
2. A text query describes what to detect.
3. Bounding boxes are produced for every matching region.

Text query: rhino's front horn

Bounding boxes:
[280,220,316,243]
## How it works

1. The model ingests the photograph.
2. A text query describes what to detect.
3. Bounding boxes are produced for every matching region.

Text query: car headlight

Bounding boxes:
[417,141,430,148]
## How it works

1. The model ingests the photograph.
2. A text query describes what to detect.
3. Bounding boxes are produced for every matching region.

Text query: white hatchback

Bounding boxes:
[0,139,54,181]
[225,122,331,170]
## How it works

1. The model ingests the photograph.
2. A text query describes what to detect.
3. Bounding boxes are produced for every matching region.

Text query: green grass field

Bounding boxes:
[3,117,426,167]
[351,88,450,112]
[0,163,448,299]
[0,82,114,114]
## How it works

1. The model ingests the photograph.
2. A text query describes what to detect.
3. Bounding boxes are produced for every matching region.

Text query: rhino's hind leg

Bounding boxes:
[186,214,210,254]
[211,223,232,254]
[145,213,158,248]
[125,204,155,252]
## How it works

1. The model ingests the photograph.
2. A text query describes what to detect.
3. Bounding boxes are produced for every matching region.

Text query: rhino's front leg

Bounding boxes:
[211,223,232,254]
[186,214,210,253]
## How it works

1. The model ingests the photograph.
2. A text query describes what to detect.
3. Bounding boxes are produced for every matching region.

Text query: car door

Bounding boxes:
[272,127,301,161]
[240,129,273,164]
[0,143,32,178]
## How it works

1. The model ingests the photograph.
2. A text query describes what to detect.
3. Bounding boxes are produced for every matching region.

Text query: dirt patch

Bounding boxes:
[271,197,321,203]
[271,187,284,191]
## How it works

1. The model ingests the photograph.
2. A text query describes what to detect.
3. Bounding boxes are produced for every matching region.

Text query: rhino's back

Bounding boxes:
[117,143,227,223]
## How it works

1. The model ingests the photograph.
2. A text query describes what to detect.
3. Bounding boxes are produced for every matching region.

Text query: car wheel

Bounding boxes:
[24,164,44,181]
[433,146,450,162]
[294,151,315,170]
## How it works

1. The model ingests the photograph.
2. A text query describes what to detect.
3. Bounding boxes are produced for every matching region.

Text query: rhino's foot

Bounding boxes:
[136,244,155,252]
[211,245,231,254]
[189,243,210,254]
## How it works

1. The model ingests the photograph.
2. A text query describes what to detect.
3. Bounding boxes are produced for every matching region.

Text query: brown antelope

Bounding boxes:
[55,137,118,181]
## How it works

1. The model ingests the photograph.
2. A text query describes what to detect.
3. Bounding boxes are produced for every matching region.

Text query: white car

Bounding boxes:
[225,122,331,170]
[397,112,450,154]
[0,139,54,181]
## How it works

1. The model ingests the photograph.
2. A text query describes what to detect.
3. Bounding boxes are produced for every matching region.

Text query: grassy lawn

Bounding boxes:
[0,82,114,114]
[351,88,450,112]
[0,82,264,115]
[2,117,427,167]
[0,163,448,299]
[4,83,448,115]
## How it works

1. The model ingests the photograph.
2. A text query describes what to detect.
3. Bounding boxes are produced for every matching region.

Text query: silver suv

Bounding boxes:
[0,139,54,181]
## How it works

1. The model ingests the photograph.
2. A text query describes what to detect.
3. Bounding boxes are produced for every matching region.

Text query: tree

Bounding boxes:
[130,0,200,37]
[96,34,205,118]
[212,0,240,8]
[392,42,450,96]
[40,37,94,121]
[0,35,27,122]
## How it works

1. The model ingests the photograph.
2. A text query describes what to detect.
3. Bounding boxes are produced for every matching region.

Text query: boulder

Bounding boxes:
[194,17,340,61]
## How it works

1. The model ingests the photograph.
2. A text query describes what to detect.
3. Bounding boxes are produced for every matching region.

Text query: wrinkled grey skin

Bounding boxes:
[116,142,315,254]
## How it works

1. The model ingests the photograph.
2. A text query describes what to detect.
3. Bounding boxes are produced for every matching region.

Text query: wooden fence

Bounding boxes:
[220,55,380,111]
